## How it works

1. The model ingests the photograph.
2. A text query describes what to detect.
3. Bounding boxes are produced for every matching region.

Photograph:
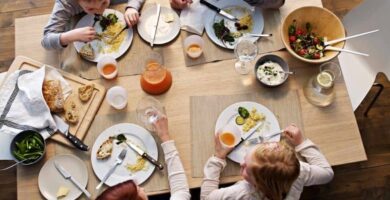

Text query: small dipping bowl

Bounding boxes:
[106,86,128,110]
[10,130,46,166]
[183,35,204,59]
[97,55,118,79]
[218,125,241,148]
[254,54,289,87]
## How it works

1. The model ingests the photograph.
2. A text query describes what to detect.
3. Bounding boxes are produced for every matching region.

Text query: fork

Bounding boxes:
[96,148,127,190]
[245,130,283,146]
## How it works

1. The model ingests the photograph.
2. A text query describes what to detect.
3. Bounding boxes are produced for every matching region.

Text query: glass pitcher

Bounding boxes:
[303,62,341,107]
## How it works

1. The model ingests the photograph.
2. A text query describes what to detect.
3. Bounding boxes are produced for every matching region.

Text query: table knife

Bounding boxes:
[200,0,239,22]
[108,24,129,43]
[231,121,264,151]
[125,140,164,170]
[54,161,91,199]
[53,115,89,151]
[150,4,161,47]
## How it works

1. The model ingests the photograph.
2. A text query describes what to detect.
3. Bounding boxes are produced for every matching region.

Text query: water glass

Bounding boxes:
[234,37,258,75]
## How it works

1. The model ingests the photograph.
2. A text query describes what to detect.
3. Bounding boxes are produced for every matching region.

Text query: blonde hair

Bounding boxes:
[248,141,300,200]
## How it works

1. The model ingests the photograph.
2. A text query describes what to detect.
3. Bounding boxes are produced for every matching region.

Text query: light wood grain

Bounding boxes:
[13,0,367,199]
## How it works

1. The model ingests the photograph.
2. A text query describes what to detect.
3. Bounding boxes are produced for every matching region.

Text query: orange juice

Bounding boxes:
[220,132,236,146]
[102,63,117,75]
[186,44,203,59]
[140,62,172,95]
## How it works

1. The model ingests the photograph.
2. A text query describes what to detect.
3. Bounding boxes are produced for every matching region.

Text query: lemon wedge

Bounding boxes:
[316,71,333,88]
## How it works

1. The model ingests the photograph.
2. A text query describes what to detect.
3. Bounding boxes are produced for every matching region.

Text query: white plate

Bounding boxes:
[215,101,280,163]
[74,9,134,62]
[137,5,180,45]
[38,154,88,200]
[91,123,158,186]
[204,0,264,49]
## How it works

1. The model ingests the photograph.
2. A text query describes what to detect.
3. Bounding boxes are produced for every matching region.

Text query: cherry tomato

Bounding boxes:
[298,49,307,56]
[296,28,304,35]
[313,53,321,59]
[313,37,319,45]
[289,35,296,43]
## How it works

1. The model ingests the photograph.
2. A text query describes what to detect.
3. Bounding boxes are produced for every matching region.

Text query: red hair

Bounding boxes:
[96,180,140,200]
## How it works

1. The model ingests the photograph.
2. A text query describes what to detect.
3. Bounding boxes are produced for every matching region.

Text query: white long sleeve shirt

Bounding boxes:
[161,140,191,200]
[200,139,334,200]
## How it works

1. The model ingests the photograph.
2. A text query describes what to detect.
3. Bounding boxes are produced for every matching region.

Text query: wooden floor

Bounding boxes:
[2,0,390,199]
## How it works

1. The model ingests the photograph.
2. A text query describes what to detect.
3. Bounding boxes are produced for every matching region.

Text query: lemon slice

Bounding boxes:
[317,71,333,88]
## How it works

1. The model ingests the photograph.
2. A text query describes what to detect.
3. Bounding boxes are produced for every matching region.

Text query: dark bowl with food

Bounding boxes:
[254,54,289,87]
[10,130,46,165]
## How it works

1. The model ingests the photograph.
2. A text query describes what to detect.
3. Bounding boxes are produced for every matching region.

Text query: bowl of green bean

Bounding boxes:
[10,130,46,165]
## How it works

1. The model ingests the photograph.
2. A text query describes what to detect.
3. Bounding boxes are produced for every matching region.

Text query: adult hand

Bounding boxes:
[170,0,193,10]
[214,131,234,160]
[60,27,96,46]
[153,114,171,142]
[124,7,140,27]
[283,123,305,146]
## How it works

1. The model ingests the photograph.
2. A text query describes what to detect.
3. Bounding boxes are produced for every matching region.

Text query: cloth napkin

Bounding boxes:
[0,66,71,160]
[180,0,208,35]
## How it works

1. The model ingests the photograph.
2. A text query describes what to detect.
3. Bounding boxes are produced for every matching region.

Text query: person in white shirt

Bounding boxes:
[96,114,191,200]
[201,124,334,200]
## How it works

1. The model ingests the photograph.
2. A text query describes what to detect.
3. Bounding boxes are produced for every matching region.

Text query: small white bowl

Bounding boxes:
[183,35,204,59]
[218,125,241,148]
[97,55,118,79]
[106,86,128,110]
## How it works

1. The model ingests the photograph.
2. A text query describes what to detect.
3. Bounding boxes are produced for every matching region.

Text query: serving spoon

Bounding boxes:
[324,29,379,46]
[0,158,31,171]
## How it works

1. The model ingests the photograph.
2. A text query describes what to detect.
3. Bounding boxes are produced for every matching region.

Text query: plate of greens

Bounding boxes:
[204,0,264,49]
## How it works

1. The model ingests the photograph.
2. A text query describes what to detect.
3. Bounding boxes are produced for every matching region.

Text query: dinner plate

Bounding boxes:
[91,123,158,187]
[204,0,264,49]
[137,5,180,45]
[215,101,280,163]
[74,9,134,62]
[38,154,88,200]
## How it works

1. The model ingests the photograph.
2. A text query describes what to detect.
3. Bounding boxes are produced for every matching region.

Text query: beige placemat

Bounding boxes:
[55,112,169,199]
[190,90,304,178]
[182,9,285,67]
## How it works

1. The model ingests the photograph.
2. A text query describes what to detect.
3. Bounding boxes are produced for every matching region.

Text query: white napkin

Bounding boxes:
[0,66,71,160]
[180,0,208,35]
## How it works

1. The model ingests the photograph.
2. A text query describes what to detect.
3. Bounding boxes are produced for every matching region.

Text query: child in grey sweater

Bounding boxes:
[42,0,144,50]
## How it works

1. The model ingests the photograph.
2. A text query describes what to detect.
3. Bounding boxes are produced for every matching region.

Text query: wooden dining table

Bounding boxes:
[12,0,367,199]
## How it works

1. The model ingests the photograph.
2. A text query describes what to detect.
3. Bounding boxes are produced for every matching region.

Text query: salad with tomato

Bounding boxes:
[288,20,325,59]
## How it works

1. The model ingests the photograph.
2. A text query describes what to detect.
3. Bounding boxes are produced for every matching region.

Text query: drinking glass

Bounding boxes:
[136,96,165,131]
[234,37,258,75]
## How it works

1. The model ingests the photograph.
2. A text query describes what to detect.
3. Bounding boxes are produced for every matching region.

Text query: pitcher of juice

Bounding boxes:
[140,52,172,95]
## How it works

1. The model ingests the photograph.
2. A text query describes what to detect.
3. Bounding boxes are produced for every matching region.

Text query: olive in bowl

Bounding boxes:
[10,130,46,165]
[254,54,289,87]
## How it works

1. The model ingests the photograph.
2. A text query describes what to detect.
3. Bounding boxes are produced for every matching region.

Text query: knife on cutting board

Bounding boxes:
[53,115,89,151]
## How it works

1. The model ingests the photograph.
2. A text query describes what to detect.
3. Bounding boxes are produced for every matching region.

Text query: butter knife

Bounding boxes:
[150,4,161,47]
[200,0,239,22]
[54,161,91,199]
[125,140,164,170]
[230,121,264,151]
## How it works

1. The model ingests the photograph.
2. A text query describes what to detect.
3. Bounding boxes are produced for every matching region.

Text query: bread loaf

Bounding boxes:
[42,80,64,113]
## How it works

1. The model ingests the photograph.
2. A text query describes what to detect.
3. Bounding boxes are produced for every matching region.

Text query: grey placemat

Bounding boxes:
[190,90,304,178]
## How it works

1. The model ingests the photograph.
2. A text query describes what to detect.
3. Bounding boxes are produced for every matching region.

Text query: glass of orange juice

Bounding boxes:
[183,35,204,59]
[97,55,118,79]
[140,52,172,95]
[218,125,241,148]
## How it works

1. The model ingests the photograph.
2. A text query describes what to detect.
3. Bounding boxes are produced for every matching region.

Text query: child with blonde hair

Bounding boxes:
[201,124,334,200]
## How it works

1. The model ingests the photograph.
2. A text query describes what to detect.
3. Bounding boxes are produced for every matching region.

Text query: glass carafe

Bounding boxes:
[303,62,341,107]
[140,52,172,95]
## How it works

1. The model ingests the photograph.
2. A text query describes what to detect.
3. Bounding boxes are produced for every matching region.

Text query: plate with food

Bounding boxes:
[91,123,158,186]
[204,0,264,49]
[74,9,133,62]
[215,101,280,163]
[38,154,88,200]
[137,5,180,45]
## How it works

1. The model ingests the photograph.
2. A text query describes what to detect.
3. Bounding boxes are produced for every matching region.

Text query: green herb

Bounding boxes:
[110,134,127,145]
[12,132,44,162]
[99,13,118,31]
[213,19,235,44]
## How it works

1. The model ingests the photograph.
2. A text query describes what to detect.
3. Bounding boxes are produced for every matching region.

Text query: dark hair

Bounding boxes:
[96,180,140,200]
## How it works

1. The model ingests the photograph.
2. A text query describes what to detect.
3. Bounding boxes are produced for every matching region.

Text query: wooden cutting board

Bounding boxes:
[5,56,106,147]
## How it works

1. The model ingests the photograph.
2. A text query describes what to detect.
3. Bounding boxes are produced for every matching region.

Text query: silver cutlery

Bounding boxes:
[249,33,273,37]
[200,0,239,22]
[53,115,89,151]
[230,122,264,151]
[96,148,127,190]
[54,161,91,199]
[245,130,283,146]
[324,29,379,46]
[125,140,164,170]
[150,4,161,47]
[0,158,30,171]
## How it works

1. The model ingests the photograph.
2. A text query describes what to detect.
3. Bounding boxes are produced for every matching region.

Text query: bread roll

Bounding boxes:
[64,98,79,124]
[78,84,94,102]
[42,80,64,113]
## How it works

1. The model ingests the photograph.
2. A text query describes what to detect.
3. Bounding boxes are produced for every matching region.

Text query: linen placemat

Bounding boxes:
[181,9,285,67]
[55,112,169,198]
[190,90,304,178]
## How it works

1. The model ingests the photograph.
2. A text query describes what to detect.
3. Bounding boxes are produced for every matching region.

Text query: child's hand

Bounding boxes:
[214,132,234,159]
[170,0,193,10]
[283,124,305,146]
[124,7,140,27]
[60,27,96,45]
[153,114,171,142]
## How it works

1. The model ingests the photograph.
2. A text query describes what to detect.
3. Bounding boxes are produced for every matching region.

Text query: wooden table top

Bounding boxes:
[13,0,367,199]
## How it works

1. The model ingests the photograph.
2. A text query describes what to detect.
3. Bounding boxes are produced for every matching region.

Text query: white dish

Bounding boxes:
[204,0,264,50]
[74,9,134,62]
[215,101,280,163]
[38,154,88,200]
[91,123,158,186]
[137,5,180,45]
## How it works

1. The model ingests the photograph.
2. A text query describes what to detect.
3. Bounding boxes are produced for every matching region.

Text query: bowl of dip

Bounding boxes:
[254,54,289,87]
